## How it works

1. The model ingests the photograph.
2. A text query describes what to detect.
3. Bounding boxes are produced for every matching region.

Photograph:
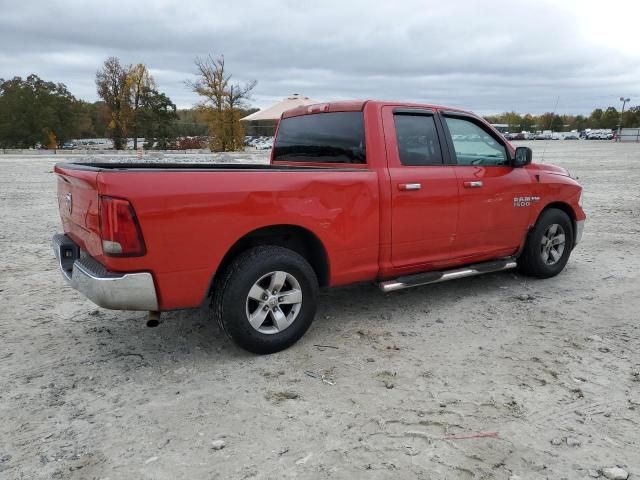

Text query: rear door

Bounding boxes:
[440,112,534,259]
[382,106,459,269]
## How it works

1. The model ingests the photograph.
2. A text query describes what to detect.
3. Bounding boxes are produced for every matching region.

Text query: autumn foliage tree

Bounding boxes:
[95,57,130,149]
[187,55,256,151]
[126,63,156,149]
[96,57,177,149]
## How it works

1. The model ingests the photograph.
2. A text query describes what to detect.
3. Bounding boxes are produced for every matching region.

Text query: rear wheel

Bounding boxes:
[212,246,318,354]
[518,208,574,278]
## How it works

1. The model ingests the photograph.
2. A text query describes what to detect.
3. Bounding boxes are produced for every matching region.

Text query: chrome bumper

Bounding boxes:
[52,234,158,311]
[575,220,585,246]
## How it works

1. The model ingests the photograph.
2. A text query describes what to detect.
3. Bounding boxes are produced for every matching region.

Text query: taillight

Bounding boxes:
[99,196,146,256]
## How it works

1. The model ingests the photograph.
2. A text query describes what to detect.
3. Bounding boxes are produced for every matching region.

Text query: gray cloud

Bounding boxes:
[1,0,638,114]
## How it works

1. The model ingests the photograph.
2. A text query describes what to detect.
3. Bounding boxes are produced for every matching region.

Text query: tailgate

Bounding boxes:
[54,164,103,258]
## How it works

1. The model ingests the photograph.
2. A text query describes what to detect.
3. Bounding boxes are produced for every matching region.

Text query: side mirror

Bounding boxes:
[513,146,532,167]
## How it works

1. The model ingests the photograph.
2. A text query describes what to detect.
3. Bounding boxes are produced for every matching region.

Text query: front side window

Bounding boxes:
[394,114,443,166]
[445,117,508,166]
[273,111,365,163]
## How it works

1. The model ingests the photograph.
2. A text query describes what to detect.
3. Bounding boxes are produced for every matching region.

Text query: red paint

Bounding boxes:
[54,100,586,311]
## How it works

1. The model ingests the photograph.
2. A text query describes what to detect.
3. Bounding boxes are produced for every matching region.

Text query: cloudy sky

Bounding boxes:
[1,0,638,114]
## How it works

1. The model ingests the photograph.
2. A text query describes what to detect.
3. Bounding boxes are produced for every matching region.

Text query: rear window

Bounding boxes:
[273,112,366,163]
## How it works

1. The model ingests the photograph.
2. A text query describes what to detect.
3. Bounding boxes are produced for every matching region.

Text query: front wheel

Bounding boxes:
[518,208,574,278]
[212,246,318,354]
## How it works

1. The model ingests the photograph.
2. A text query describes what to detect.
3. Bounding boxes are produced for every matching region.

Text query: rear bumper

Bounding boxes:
[52,234,158,311]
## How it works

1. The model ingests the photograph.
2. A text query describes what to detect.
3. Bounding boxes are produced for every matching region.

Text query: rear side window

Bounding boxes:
[394,114,443,166]
[273,112,365,163]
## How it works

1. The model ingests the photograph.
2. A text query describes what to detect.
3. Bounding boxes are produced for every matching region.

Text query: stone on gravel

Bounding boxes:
[550,437,563,446]
[602,467,628,480]
[211,439,226,450]
[566,437,581,447]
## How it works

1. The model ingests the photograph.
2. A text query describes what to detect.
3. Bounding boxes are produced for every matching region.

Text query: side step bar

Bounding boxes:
[378,258,518,293]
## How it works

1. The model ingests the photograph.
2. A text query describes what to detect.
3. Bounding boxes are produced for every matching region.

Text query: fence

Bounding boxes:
[619,128,640,143]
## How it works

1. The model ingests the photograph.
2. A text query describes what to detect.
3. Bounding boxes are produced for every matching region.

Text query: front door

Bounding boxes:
[440,113,534,260]
[382,107,460,269]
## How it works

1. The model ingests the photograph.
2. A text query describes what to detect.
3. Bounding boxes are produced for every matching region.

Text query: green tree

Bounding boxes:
[622,106,640,128]
[550,115,564,132]
[137,88,178,149]
[504,111,522,132]
[600,107,619,130]
[538,112,555,131]
[568,114,587,131]
[520,114,535,132]
[174,109,209,136]
[0,74,80,148]
[588,108,603,129]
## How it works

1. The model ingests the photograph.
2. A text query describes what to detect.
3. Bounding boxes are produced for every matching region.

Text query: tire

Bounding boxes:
[518,208,574,278]
[212,246,318,354]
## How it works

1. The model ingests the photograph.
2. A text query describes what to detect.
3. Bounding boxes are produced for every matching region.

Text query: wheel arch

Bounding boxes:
[534,201,578,244]
[209,224,330,297]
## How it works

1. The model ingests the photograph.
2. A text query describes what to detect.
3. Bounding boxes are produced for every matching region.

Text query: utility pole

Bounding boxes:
[618,97,630,142]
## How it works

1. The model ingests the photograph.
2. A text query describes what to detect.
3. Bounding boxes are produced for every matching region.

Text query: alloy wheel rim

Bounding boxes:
[540,223,566,266]
[245,271,303,334]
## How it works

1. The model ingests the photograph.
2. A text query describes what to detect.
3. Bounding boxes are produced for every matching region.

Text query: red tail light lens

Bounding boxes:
[99,196,146,257]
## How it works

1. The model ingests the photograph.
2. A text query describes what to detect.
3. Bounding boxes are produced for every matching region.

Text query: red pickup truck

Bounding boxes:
[53,100,585,353]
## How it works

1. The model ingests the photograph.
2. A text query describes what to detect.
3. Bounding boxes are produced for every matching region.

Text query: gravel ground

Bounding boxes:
[1,143,639,479]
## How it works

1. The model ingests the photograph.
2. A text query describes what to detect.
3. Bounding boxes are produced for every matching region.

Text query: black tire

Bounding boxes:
[518,208,574,278]
[212,246,318,354]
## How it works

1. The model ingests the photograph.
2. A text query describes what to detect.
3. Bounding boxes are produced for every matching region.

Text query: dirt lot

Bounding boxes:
[1,142,639,479]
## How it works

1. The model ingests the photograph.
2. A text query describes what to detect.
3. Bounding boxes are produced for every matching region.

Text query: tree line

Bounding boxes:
[0,55,258,151]
[1,57,637,149]
[484,107,640,133]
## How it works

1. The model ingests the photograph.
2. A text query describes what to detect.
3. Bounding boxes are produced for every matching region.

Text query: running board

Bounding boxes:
[378,258,518,293]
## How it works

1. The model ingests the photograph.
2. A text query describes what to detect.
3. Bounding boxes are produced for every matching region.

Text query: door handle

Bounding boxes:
[463,181,483,188]
[398,183,422,191]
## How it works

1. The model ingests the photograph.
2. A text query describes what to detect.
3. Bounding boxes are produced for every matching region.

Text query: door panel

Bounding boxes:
[454,166,533,257]
[382,106,460,269]
[441,114,534,259]
[389,166,459,267]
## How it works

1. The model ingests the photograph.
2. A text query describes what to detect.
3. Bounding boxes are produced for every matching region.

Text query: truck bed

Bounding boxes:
[54,161,381,309]
[56,162,364,172]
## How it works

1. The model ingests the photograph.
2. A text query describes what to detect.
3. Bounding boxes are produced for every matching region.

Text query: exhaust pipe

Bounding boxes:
[146,310,161,327]
[379,258,517,293]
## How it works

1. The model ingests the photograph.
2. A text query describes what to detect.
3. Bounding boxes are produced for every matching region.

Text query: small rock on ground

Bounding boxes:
[602,467,629,480]
[566,437,581,447]
[211,440,226,450]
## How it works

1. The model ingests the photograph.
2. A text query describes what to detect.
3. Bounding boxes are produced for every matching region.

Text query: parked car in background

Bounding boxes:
[61,142,75,150]
[586,129,614,140]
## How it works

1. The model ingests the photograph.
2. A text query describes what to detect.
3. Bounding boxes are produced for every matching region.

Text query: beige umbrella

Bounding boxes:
[241,94,320,121]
